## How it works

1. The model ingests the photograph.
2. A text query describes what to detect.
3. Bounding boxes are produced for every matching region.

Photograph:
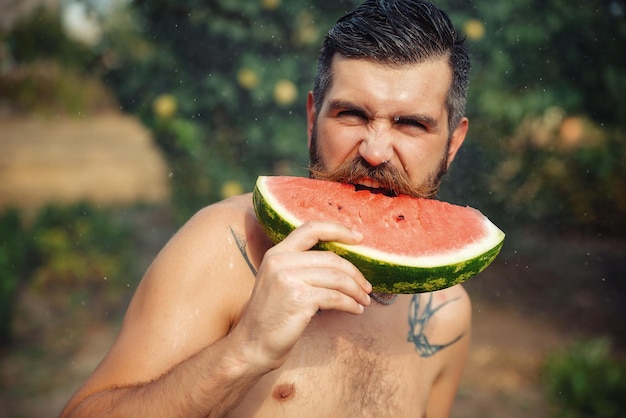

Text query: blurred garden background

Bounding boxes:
[0,0,625,416]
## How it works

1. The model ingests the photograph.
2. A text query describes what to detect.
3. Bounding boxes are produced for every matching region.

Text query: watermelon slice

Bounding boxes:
[253,176,505,293]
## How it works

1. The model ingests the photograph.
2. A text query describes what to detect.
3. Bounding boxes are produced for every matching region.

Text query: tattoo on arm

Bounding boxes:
[407,294,463,357]
[229,226,257,276]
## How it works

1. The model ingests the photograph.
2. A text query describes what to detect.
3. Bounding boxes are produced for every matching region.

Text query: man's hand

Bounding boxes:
[232,221,372,370]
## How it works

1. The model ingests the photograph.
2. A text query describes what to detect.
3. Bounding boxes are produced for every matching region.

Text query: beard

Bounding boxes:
[308,126,450,199]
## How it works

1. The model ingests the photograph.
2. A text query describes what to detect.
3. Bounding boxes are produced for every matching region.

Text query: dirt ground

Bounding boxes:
[0,113,170,212]
[0,113,624,417]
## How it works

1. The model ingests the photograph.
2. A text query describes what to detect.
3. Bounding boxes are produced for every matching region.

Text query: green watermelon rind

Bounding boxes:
[320,239,504,293]
[253,178,504,294]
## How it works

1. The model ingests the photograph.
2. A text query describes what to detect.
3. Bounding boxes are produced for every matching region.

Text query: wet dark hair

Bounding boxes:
[313,0,470,133]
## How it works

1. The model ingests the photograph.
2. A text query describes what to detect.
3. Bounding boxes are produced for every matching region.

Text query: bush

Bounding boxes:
[0,209,28,345]
[1,5,112,116]
[27,203,134,300]
[437,0,626,235]
[0,203,137,345]
[485,110,626,234]
[0,61,115,115]
[542,338,626,418]
[6,5,96,68]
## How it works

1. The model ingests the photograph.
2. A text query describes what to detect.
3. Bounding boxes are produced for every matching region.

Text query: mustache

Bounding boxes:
[308,157,441,199]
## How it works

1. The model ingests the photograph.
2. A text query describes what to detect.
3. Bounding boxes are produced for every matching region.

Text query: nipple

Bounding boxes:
[272,382,296,402]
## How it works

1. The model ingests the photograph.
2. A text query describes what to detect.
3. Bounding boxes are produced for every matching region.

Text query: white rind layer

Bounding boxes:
[332,218,504,268]
[257,177,505,268]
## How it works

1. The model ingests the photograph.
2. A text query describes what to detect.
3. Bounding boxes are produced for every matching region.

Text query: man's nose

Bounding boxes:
[358,122,394,166]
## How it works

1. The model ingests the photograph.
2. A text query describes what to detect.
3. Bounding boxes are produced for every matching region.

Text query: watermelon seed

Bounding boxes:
[395,214,405,222]
[337,205,343,210]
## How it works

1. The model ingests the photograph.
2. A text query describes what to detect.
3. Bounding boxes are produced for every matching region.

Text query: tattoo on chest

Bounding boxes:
[229,226,257,275]
[407,294,463,357]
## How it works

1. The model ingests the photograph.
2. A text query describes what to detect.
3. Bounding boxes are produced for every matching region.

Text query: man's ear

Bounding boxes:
[446,117,469,167]
[306,91,316,150]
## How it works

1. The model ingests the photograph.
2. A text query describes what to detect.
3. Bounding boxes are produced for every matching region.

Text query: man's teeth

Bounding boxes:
[357,179,381,189]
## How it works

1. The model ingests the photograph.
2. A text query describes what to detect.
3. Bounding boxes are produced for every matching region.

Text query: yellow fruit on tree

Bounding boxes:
[273,79,297,106]
[262,0,280,10]
[153,94,177,119]
[221,180,244,199]
[237,68,260,89]
[464,19,485,41]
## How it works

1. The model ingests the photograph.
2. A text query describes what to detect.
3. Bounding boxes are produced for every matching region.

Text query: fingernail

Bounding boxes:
[352,229,363,240]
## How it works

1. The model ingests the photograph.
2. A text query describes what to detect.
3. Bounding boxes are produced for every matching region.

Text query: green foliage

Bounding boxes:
[441,0,626,126]
[5,5,96,69]
[1,5,113,115]
[484,111,626,233]
[0,61,113,115]
[0,209,28,345]
[437,0,626,234]
[99,0,626,231]
[542,338,626,418]
[97,0,360,219]
[27,203,134,294]
[41,0,624,232]
[0,203,136,345]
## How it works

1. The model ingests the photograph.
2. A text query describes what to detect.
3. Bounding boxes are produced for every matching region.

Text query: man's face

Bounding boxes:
[307,55,468,198]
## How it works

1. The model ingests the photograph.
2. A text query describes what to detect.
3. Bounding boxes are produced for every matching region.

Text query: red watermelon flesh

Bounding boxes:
[253,176,505,292]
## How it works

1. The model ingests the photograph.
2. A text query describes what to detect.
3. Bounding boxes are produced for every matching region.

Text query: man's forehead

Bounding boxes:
[329,54,452,80]
[325,55,452,116]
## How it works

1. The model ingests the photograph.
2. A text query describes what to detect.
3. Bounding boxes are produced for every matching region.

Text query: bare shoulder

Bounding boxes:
[123,192,271,352]
[434,284,471,324]
[69,194,271,400]
[135,192,266,319]
[421,285,472,416]
[428,284,471,346]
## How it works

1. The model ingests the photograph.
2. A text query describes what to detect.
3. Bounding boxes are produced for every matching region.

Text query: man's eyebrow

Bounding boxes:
[397,114,439,130]
[327,99,440,130]
[327,99,365,113]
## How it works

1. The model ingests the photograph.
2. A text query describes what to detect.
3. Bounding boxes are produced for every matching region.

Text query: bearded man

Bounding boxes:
[62,1,472,416]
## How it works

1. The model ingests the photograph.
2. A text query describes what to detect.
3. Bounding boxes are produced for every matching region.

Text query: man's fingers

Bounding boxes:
[303,264,372,307]
[277,221,363,253]
[271,221,372,294]
[316,289,367,315]
[264,249,372,296]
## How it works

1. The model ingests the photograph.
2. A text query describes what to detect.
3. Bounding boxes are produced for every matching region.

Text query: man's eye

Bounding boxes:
[338,110,367,120]
[395,117,427,130]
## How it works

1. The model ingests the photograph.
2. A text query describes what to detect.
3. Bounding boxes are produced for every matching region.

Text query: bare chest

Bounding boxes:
[229,303,439,418]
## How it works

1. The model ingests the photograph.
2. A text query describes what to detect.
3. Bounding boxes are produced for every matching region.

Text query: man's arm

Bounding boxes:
[63,330,274,417]
[60,203,268,417]
[61,198,372,416]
